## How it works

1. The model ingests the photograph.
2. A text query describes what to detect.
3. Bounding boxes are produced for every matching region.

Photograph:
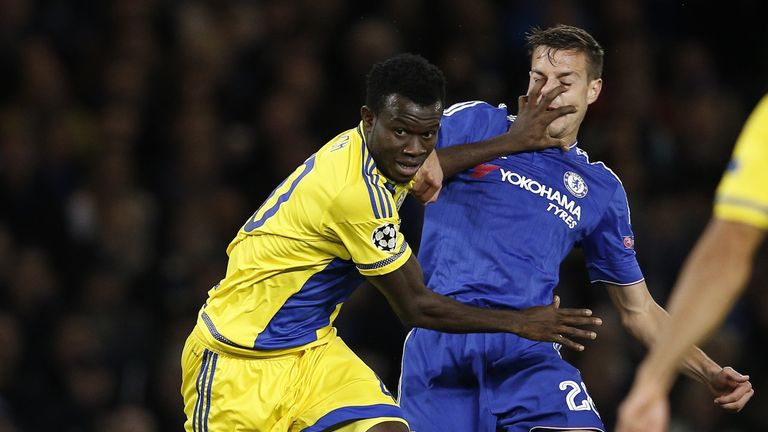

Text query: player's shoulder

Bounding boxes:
[439,101,510,145]
[317,127,394,222]
[571,146,626,188]
[315,126,365,183]
[443,100,508,118]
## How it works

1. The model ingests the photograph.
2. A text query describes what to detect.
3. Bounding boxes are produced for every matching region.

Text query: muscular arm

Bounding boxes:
[366,254,602,350]
[632,218,764,390]
[605,280,722,385]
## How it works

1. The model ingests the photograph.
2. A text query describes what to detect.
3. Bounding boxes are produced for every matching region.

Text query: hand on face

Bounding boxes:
[506,78,577,152]
[523,47,602,146]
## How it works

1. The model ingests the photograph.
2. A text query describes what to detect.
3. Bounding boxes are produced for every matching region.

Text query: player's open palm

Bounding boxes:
[506,78,577,152]
[707,366,754,412]
[516,295,602,351]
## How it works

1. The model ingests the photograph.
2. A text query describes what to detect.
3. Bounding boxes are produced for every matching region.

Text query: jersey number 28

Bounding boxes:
[559,380,600,417]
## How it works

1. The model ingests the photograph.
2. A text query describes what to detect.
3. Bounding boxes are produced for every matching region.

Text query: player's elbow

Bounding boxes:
[618,309,657,345]
[394,292,442,329]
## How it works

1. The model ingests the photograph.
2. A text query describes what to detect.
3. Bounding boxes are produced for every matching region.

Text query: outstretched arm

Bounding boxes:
[607,280,753,395]
[366,254,602,351]
[606,281,724,386]
[438,79,576,178]
[616,219,762,432]
[410,79,576,204]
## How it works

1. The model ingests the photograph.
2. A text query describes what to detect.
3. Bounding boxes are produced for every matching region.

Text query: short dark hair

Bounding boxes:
[525,25,604,80]
[365,53,446,114]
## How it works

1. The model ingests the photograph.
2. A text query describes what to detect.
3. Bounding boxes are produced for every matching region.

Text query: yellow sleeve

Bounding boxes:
[331,219,413,276]
[714,95,768,229]
[326,179,413,277]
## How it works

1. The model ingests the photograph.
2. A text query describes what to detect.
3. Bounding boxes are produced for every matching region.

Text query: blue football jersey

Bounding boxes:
[419,101,644,309]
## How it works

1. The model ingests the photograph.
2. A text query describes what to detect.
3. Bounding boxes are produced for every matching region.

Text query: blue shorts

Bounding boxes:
[398,328,604,432]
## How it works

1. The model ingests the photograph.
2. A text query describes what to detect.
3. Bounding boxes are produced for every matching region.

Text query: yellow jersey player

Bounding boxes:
[180,53,602,432]
[616,95,767,432]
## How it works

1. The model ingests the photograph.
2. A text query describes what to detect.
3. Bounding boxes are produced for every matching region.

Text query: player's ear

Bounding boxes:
[586,78,602,105]
[361,106,375,130]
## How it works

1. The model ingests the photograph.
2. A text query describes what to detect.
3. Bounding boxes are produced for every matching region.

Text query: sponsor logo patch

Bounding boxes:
[372,223,398,252]
[471,163,501,179]
[563,171,588,198]
[499,168,582,229]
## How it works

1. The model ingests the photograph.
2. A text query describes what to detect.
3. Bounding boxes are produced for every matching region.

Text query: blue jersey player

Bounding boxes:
[179,53,606,432]
[399,25,752,432]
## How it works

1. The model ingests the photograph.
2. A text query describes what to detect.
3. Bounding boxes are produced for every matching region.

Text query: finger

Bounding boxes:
[426,190,440,204]
[717,393,753,411]
[555,335,584,352]
[424,186,440,205]
[560,316,603,326]
[537,136,571,153]
[717,389,754,411]
[527,77,546,100]
[411,180,427,195]
[714,382,752,403]
[412,185,431,199]
[545,105,578,121]
[722,367,750,382]
[538,84,567,109]
[553,295,560,308]
[518,94,529,113]
[726,374,751,384]
[718,401,747,412]
[557,307,595,317]
[559,326,598,340]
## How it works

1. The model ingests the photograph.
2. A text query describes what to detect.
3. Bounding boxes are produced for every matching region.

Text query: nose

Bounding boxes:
[539,78,559,103]
[542,79,558,94]
[403,135,428,156]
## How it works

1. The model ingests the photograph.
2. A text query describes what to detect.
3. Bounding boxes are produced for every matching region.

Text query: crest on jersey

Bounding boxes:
[371,223,398,252]
[563,171,588,198]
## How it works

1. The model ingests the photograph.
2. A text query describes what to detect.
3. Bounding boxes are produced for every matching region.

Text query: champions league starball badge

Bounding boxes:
[563,171,588,198]
[372,223,398,252]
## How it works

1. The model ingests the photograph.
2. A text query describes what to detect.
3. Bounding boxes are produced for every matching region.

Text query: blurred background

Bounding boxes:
[0,0,766,431]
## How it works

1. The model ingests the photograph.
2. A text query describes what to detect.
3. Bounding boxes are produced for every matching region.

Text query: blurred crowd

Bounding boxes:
[0,0,766,431]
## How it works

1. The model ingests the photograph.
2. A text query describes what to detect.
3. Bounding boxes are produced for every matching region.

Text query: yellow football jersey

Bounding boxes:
[715,95,768,229]
[195,123,413,354]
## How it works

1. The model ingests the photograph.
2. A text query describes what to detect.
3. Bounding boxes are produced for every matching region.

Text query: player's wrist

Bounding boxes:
[501,123,528,152]
[635,360,675,393]
[504,310,525,334]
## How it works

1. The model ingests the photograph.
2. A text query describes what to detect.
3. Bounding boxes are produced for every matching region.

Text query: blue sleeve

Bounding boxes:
[437,101,509,150]
[582,182,645,285]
